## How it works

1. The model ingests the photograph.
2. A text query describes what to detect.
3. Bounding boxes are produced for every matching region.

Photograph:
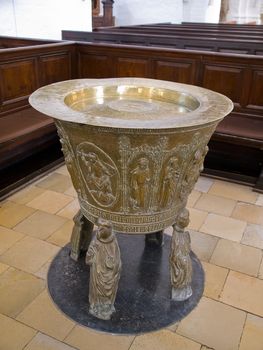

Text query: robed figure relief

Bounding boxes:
[130,157,151,211]
[86,219,121,320]
[78,149,117,207]
[160,156,180,208]
[170,208,192,301]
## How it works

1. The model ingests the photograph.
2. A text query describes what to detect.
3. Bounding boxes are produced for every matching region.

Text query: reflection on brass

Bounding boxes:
[86,219,121,320]
[29,77,233,307]
[170,208,192,301]
[70,210,94,261]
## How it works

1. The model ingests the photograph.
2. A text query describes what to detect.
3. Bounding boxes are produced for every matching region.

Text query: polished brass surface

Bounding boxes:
[29,78,233,234]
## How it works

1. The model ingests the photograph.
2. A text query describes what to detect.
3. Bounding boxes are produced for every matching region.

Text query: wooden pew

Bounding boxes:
[0,39,77,197]
[62,30,263,55]
[75,41,263,191]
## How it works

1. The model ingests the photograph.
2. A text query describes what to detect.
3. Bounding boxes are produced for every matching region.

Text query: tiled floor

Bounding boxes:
[1,165,263,350]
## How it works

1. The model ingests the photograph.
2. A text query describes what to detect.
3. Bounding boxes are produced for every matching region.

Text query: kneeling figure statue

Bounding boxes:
[86,219,121,320]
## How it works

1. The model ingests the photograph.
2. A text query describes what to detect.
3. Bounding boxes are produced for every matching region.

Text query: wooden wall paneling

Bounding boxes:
[116,57,149,77]
[152,58,198,84]
[39,52,72,86]
[0,58,38,111]
[78,51,115,78]
[247,69,263,111]
[200,62,245,108]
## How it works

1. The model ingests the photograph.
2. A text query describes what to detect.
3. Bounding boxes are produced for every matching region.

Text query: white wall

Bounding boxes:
[113,0,183,26]
[0,0,92,40]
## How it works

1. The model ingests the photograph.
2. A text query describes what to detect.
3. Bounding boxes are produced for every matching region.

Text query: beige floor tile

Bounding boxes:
[166,322,179,332]
[0,236,59,273]
[200,213,246,242]
[57,199,80,219]
[34,260,51,280]
[17,290,75,341]
[232,202,263,225]
[65,325,134,350]
[210,239,262,276]
[221,271,263,317]
[0,225,24,255]
[209,180,257,203]
[188,208,208,231]
[0,313,36,350]
[8,186,45,205]
[190,230,218,262]
[195,193,236,216]
[0,267,45,317]
[239,314,263,350]
[24,332,77,350]
[259,259,263,279]
[241,223,263,249]
[27,190,73,214]
[64,186,78,198]
[194,176,214,193]
[255,194,263,206]
[55,165,69,176]
[0,262,9,274]
[0,202,35,228]
[130,330,201,350]
[47,220,74,247]
[187,190,201,208]
[177,297,246,350]
[202,261,228,300]
[37,173,72,193]
[14,210,67,240]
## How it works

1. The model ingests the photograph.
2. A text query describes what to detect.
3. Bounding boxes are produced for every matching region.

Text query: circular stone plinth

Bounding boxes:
[47,234,204,335]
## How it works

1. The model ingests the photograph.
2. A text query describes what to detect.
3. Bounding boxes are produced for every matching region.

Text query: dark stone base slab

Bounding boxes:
[47,234,204,334]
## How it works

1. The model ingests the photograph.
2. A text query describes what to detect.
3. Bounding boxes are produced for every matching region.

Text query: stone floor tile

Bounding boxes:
[0,262,9,274]
[194,176,214,193]
[64,186,78,198]
[0,313,36,350]
[190,230,218,262]
[55,165,69,176]
[34,260,51,280]
[17,290,75,341]
[0,225,24,255]
[239,314,263,350]
[241,223,263,249]
[65,325,134,350]
[37,173,72,193]
[195,193,236,216]
[8,186,45,205]
[130,330,201,350]
[259,259,263,279]
[255,194,263,206]
[177,297,246,350]
[47,220,74,247]
[0,236,59,273]
[208,180,257,203]
[166,321,179,332]
[0,267,45,317]
[202,261,228,300]
[232,202,263,225]
[210,239,262,276]
[24,332,77,350]
[188,208,208,230]
[57,199,80,219]
[221,271,263,317]
[14,210,67,240]
[200,213,246,242]
[0,201,35,228]
[27,190,73,214]
[187,190,201,208]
